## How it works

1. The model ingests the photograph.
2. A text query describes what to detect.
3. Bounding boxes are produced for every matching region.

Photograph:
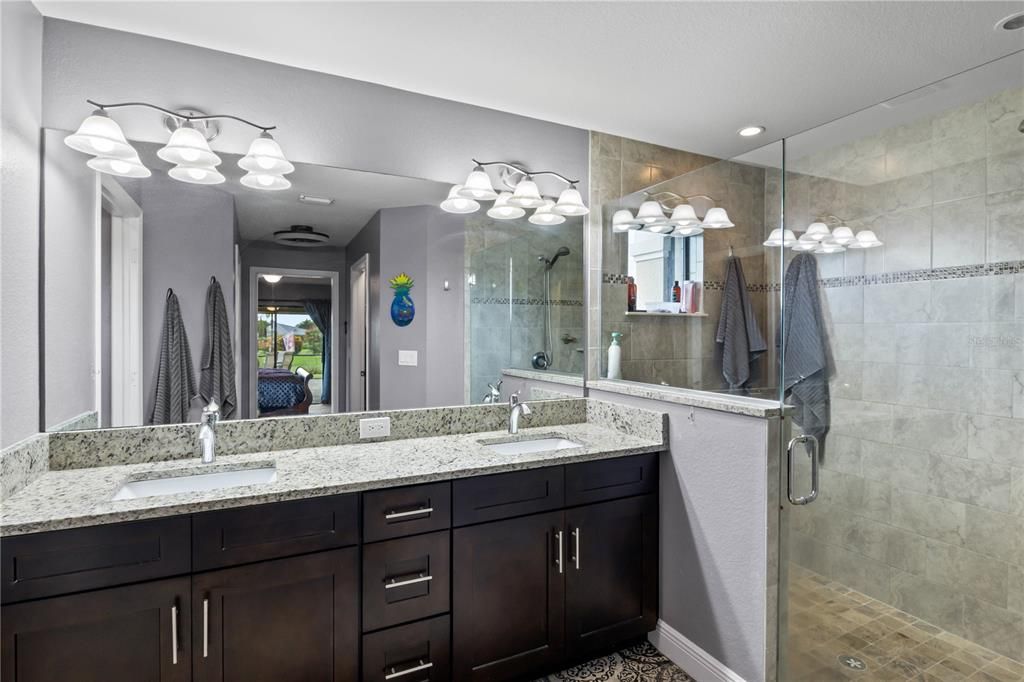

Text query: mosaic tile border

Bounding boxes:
[470,297,584,306]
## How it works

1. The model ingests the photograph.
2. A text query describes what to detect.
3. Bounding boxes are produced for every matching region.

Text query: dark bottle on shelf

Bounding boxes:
[672,280,681,303]
[626,276,637,312]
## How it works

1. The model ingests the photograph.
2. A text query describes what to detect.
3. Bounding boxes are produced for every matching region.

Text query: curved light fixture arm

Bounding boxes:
[86,99,277,132]
[471,159,580,186]
[645,190,718,211]
[816,214,849,226]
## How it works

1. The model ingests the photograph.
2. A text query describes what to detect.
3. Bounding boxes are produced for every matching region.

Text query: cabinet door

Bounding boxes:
[452,510,565,682]
[565,495,658,658]
[1,576,190,682]
[193,548,359,682]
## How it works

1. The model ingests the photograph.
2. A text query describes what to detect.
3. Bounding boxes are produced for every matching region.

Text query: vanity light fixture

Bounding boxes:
[612,209,640,232]
[784,215,883,254]
[762,228,798,247]
[169,164,226,185]
[441,159,588,220]
[613,191,731,237]
[240,172,290,191]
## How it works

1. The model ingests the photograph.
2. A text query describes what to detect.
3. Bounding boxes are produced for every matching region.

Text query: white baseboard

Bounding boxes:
[649,619,747,682]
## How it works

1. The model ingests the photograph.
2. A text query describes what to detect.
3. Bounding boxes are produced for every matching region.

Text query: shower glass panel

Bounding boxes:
[778,52,1024,680]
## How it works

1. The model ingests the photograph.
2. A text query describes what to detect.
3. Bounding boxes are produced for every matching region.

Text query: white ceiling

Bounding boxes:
[35,1,1024,159]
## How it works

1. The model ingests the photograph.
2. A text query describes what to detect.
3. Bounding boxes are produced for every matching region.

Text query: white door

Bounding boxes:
[349,256,369,411]
[105,179,143,427]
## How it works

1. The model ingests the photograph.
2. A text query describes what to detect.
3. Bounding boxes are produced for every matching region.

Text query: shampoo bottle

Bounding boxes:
[608,332,623,380]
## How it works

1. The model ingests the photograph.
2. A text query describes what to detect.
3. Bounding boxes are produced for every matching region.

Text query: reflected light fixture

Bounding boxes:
[441,159,587,220]
[158,125,221,166]
[261,274,283,284]
[486,192,526,220]
[440,185,480,214]
[239,132,295,175]
[790,215,883,253]
[701,207,734,229]
[169,164,226,185]
[552,186,589,216]
[508,176,546,208]
[612,209,639,232]
[528,200,566,226]
[87,152,151,178]
[240,172,291,191]
[457,166,498,201]
[613,191,731,239]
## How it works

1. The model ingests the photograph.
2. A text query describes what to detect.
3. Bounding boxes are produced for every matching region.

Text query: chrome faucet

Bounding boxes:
[508,392,532,435]
[198,400,220,464]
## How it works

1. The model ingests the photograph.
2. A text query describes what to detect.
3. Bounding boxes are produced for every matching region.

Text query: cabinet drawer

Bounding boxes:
[565,453,659,507]
[363,482,451,543]
[452,466,564,526]
[362,530,450,632]
[193,493,359,571]
[1,516,191,604]
[362,614,450,682]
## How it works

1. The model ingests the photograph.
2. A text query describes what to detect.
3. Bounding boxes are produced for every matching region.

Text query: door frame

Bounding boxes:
[248,266,340,418]
[348,254,370,412]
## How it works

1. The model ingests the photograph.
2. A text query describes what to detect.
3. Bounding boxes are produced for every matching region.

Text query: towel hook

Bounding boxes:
[210,275,217,285]
[728,244,735,258]
[166,287,174,299]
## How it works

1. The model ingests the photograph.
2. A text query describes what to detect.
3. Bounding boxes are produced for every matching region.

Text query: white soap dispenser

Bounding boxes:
[607,331,623,380]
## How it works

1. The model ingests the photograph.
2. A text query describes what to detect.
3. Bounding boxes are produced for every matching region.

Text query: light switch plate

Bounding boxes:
[359,417,391,439]
[398,350,418,366]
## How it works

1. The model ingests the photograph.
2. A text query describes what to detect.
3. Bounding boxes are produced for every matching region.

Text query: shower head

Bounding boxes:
[541,246,571,270]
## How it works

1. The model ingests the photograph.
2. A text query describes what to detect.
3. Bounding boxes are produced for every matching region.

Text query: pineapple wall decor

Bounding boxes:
[388,273,415,327]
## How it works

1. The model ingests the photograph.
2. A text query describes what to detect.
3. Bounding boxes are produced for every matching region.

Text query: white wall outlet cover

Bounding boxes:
[398,350,418,366]
[359,417,391,439]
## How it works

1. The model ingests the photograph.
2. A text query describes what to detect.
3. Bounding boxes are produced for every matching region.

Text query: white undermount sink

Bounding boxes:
[484,438,582,456]
[112,466,278,501]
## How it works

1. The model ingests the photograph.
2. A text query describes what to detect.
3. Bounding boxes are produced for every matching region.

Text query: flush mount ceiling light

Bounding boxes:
[273,225,330,247]
[738,125,766,137]
[64,99,292,191]
[442,159,587,221]
[613,190,731,238]
[261,274,283,283]
[997,11,1024,30]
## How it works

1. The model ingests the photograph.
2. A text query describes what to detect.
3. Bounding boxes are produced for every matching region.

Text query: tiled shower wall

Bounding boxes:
[787,86,1024,661]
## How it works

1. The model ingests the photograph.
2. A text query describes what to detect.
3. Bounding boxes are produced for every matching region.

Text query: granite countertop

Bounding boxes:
[586,379,789,418]
[0,422,663,537]
[500,367,585,387]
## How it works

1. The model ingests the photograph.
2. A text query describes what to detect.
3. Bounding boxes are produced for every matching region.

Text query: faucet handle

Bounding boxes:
[509,390,521,407]
[202,400,221,425]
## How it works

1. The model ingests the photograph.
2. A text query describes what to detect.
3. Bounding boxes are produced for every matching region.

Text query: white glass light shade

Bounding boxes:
[813,240,846,254]
[669,204,699,226]
[847,230,883,249]
[440,185,481,214]
[672,225,704,237]
[612,210,637,232]
[240,172,291,191]
[635,201,666,224]
[168,164,226,185]
[763,228,799,247]
[238,132,294,175]
[64,111,136,158]
[791,238,817,252]
[647,221,675,234]
[552,187,589,216]
[529,200,566,226]
[486,192,526,220]
[158,126,221,167]
[457,167,498,201]
[831,225,855,245]
[507,178,546,208]
[87,153,151,178]
[701,207,734,228]
[261,274,283,283]
[804,222,831,241]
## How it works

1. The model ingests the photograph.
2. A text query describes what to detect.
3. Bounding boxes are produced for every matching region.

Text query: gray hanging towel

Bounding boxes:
[778,253,831,445]
[200,277,237,418]
[716,256,767,390]
[151,289,197,425]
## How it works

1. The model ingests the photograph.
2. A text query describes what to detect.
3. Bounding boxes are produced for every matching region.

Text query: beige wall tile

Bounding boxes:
[933,196,986,268]
[891,490,967,546]
[925,540,1009,607]
[890,570,964,634]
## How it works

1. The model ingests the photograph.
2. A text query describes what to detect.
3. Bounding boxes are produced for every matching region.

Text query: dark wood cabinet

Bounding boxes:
[453,510,566,681]
[565,495,658,658]
[192,548,359,682]
[1,576,191,682]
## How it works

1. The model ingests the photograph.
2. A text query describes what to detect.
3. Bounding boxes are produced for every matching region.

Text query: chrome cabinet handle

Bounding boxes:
[384,573,433,590]
[385,660,434,680]
[170,604,179,665]
[384,506,433,520]
[787,434,819,505]
[572,527,581,570]
[203,597,209,658]
[555,530,564,574]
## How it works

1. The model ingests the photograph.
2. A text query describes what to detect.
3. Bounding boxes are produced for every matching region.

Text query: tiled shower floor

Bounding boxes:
[786,566,1024,681]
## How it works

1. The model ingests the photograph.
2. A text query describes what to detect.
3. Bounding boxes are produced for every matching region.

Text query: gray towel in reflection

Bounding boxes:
[779,253,831,445]
[151,290,197,425]
[199,278,237,418]
[716,256,767,390]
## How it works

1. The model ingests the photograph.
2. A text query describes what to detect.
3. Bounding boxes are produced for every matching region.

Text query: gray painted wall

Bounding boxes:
[589,388,775,682]
[1,1,43,447]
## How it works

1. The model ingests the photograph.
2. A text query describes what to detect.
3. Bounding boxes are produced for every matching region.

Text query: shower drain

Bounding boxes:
[838,655,867,671]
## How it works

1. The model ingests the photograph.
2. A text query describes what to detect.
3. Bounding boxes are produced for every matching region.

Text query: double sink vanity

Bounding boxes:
[0,398,665,682]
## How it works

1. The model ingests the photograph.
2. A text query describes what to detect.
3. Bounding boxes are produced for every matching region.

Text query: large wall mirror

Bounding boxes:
[42,128,585,431]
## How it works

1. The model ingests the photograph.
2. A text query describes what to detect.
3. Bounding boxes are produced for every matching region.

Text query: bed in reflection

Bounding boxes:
[257,367,313,417]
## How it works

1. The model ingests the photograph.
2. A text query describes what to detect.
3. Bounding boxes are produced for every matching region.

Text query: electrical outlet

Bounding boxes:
[359,417,391,439]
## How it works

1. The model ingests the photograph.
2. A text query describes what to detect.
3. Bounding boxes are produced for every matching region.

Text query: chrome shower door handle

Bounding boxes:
[787,434,819,505]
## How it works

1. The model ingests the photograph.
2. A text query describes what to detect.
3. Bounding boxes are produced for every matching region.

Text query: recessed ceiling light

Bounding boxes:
[997,11,1024,30]
[738,126,766,137]
[298,194,335,206]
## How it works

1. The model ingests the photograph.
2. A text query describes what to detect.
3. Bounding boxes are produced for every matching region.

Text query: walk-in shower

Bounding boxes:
[533,246,572,369]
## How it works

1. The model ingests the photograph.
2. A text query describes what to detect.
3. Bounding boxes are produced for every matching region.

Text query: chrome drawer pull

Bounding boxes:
[385,660,433,680]
[384,573,433,590]
[203,597,209,658]
[170,604,179,665]
[384,506,434,520]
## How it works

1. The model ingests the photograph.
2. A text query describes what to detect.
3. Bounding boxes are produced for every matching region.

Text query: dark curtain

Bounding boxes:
[303,300,331,404]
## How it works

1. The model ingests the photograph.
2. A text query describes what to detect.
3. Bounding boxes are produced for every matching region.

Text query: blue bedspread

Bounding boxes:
[258,370,307,411]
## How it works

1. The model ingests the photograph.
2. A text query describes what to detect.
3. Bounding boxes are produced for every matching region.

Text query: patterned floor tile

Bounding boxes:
[536,641,694,682]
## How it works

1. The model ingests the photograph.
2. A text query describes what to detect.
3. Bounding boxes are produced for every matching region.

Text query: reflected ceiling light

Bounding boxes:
[298,194,335,206]
[239,132,294,175]
[457,166,498,201]
[792,239,817,252]
[762,228,798,247]
[847,230,883,249]
[701,207,734,229]
[273,224,329,247]
[168,163,226,185]
[831,225,855,245]
[804,222,831,241]
[738,126,766,137]
[668,204,699,227]
[508,177,546,208]
[552,186,589,216]
[647,220,675,234]
[157,125,221,167]
[440,185,481,214]
[612,209,638,232]
[64,110,136,158]
[529,200,566,226]
[240,171,291,191]
[997,11,1024,30]
[261,274,283,283]
[486,192,526,220]
[87,152,152,178]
